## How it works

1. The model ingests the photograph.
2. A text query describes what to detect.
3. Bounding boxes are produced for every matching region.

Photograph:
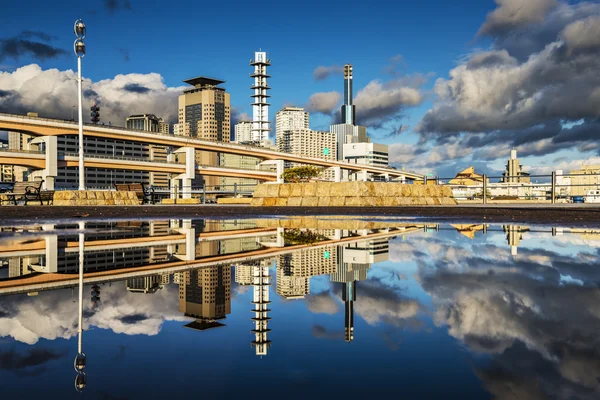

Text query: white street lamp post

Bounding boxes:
[74,20,86,191]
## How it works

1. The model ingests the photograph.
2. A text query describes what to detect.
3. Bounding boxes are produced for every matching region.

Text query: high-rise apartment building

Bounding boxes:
[250,51,271,143]
[275,107,309,152]
[279,129,336,163]
[234,121,253,143]
[178,77,231,188]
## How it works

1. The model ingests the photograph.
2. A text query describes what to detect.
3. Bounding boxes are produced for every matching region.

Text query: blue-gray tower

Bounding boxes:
[340,64,355,125]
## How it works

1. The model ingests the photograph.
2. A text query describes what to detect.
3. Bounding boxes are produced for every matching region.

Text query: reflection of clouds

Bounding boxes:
[306,291,339,315]
[344,278,421,326]
[311,325,344,340]
[392,230,600,399]
[0,347,66,377]
[0,281,187,345]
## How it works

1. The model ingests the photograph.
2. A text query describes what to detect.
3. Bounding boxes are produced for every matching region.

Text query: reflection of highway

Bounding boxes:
[0,222,423,296]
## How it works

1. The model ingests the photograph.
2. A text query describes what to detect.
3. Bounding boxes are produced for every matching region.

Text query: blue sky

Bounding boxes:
[1,0,599,177]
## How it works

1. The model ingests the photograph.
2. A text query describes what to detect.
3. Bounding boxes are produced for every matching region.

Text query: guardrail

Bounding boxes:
[0,148,45,155]
[423,172,600,204]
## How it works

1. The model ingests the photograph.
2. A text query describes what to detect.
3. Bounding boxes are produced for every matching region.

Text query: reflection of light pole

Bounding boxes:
[74,221,86,392]
[74,19,86,191]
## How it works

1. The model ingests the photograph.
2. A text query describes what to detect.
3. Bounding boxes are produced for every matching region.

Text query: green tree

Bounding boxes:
[281,166,323,183]
[283,229,327,245]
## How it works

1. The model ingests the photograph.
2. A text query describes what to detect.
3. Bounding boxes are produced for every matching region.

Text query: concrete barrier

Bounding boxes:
[53,190,141,206]
[217,197,252,204]
[251,182,457,206]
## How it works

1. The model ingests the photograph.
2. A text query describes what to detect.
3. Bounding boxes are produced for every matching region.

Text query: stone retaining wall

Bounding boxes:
[250,182,456,206]
[53,191,141,206]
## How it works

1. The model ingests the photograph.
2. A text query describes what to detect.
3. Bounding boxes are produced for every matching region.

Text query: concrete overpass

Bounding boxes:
[0,227,277,258]
[0,112,423,182]
[0,149,278,182]
[0,226,422,296]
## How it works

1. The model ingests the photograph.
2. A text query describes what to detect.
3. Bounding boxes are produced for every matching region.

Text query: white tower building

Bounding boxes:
[251,260,272,356]
[250,51,271,143]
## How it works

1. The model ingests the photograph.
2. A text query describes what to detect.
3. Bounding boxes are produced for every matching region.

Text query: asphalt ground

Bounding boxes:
[1,204,600,227]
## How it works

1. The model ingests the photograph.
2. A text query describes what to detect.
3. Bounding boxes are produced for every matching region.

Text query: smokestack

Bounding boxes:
[341,64,355,125]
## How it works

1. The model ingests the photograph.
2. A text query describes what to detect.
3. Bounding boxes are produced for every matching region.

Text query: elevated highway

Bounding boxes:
[0,227,277,258]
[0,226,422,295]
[0,112,422,180]
[0,149,278,181]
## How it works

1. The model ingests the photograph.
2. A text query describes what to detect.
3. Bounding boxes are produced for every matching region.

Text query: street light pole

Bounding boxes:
[74,20,86,191]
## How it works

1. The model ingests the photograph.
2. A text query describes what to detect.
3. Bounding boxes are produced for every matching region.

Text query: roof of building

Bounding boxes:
[182,76,225,87]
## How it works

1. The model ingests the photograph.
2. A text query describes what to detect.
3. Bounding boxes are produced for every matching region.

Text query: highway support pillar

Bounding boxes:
[29,136,57,190]
[333,166,342,182]
[258,160,285,184]
[172,147,195,199]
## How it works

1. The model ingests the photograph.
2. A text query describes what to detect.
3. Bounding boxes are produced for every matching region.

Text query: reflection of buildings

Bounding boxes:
[126,274,169,294]
[251,259,272,356]
[178,267,231,331]
[331,239,389,342]
[276,244,338,299]
[451,224,488,239]
[503,225,530,256]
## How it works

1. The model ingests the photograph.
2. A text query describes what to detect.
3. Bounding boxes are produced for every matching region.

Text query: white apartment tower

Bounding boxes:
[250,51,271,143]
[275,107,309,152]
[234,120,253,143]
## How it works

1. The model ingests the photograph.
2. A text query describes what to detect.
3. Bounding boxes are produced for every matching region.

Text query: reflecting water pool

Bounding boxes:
[0,218,599,399]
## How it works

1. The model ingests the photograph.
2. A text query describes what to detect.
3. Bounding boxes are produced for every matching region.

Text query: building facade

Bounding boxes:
[125,114,168,133]
[570,164,600,196]
[275,107,309,153]
[343,142,388,168]
[178,266,231,331]
[279,129,337,164]
[234,121,253,143]
[501,150,531,183]
[177,76,231,188]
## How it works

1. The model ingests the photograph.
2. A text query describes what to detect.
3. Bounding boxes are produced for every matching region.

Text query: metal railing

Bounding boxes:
[0,148,45,155]
[422,172,600,204]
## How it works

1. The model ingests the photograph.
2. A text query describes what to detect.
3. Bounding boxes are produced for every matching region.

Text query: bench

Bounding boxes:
[114,183,154,204]
[40,190,55,205]
[4,180,44,205]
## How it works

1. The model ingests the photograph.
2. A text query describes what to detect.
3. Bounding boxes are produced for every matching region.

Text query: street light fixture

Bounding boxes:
[74,19,86,191]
